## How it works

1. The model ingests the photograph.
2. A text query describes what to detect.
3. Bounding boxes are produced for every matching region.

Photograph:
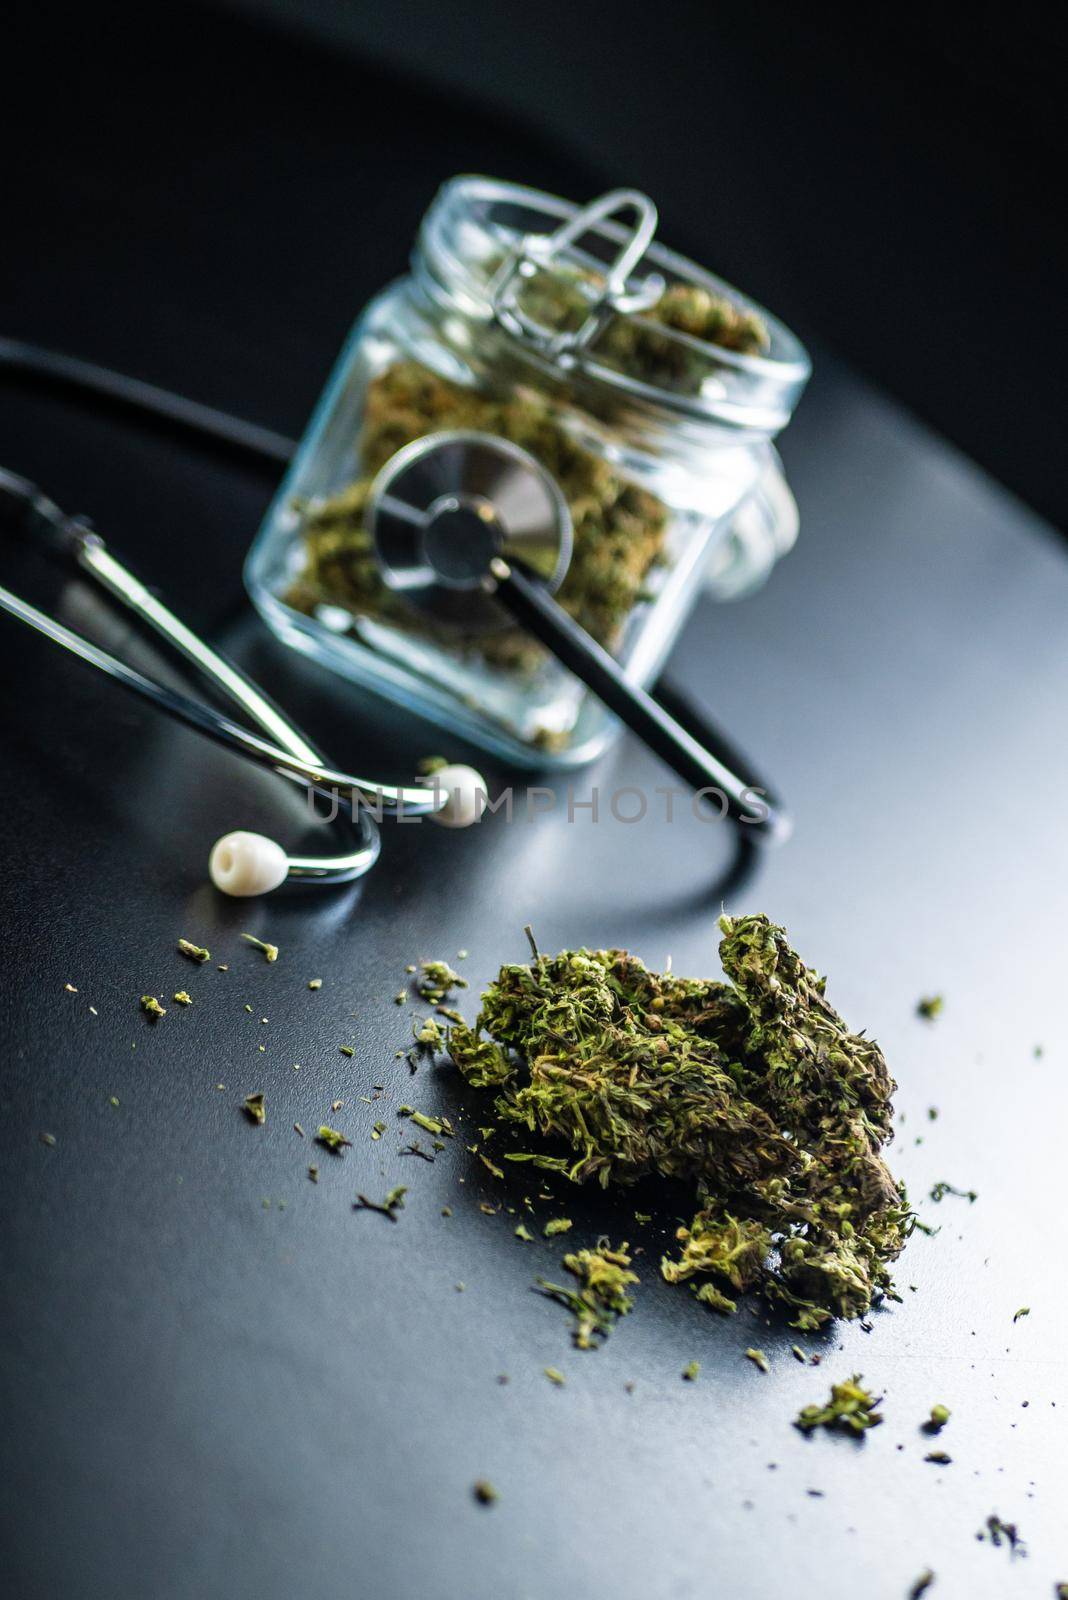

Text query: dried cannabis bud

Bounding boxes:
[926,1404,950,1432]
[537,1241,638,1349]
[241,933,278,963]
[242,1092,266,1126]
[315,1125,352,1154]
[140,995,166,1019]
[795,1375,883,1436]
[355,1186,407,1220]
[916,995,943,1020]
[980,1514,1025,1557]
[288,361,670,679]
[177,939,210,963]
[415,959,469,1004]
[450,913,910,1329]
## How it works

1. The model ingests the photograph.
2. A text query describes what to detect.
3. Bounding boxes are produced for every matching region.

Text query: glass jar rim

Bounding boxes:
[415,174,811,434]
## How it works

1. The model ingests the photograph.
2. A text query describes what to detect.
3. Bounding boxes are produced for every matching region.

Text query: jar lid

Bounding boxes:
[415,176,811,435]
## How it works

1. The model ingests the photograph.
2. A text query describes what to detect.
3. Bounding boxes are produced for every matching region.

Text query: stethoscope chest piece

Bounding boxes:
[367,430,572,629]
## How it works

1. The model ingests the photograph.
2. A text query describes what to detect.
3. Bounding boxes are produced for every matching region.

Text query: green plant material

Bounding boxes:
[451,913,909,1330]
[406,1110,454,1138]
[1014,1306,1030,1323]
[479,1152,504,1179]
[243,1092,266,1126]
[172,991,192,1006]
[515,1222,534,1242]
[695,1283,737,1314]
[241,933,278,963]
[140,995,166,1019]
[315,1125,352,1154]
[926,1404,951,1431]
[412,1015,446,1054]
[39,1131,56,1148]
[908,1573,935,1600]
[916,995,943,1020]
[472,1479,498,1505]
[929,1181,977,1203]
[745,1348,770,1373]
[543,1218,573,1237]
[544,1366,566,1386]
[925,1451,951,1465]
[308,978,322,990]
[537,1240,637,1349]
[177,939,210,963]
[355,1185,407,1220]
[1054,1584,1068,1599]
[981,1514,1025,1557]
[682,1360,700,1382]
[288,361,673,680]
[416,960,469,1004]
[795,1375,883,1436]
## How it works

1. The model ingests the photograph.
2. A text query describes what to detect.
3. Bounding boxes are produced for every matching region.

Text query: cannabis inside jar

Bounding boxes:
[287,276,768,679]
[247,177,811,763]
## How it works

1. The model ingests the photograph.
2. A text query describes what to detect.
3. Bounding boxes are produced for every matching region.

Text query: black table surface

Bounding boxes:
[2,9,1067,1599]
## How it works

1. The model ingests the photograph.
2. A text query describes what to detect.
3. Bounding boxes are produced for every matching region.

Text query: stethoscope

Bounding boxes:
[0,333,786,897]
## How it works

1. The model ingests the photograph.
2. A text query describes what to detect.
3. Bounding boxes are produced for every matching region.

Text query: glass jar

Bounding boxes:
[245,177,810,767]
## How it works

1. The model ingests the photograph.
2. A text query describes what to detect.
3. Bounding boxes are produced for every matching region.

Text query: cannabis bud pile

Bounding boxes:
[449,915,912,1330]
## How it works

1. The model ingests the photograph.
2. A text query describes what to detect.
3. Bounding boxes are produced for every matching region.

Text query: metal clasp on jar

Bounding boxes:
[489,188,666,368]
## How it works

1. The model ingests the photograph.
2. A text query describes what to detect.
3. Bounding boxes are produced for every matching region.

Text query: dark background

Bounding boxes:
[2,5,1067,1599]
[8,0,1067,530]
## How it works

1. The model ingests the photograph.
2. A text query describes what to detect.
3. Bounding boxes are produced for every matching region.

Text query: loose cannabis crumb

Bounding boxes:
[745,1348,770,1373]
[140,995,166,1019]
[450,914,910,1331]
[416,959,469,1004]
[241,933,278,963]
[173,991,192,1006]
[177,939,210,963]
[514,1223,534,1242]
[308,978,322,990]
[795,1375,883,1436]
[308,1165,319,1182]
[924,1451,952,1465]
[472,1479,498,1505]
[916,995,943,1020]
[537,1241,637,1349]
[929,1181,977,1203]
[543,1218,573,1237]
[1013,1307,1030,1323]
[682,1360,700,1382]
[339,1045,355,1058]
[980,1514,1025,1558]
[64,983,78,993]
[544,1366,566,1386]
[243,1092,266,1126]
[696,1283,737,1314]
[39,1131,56,1148]
[908,1572,935,1599]
[354,1186,407,1220]
[926,1404,951,1432]
[315,1125,352,1154]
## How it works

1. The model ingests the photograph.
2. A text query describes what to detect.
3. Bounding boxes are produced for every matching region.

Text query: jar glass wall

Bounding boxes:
[245,178,810,767]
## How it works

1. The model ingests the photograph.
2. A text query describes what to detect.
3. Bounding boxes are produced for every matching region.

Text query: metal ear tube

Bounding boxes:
[0,467,483,896]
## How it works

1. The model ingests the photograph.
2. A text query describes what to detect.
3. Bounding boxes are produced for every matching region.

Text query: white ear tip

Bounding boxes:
[209,831,289,897]
[427,764,487,829]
